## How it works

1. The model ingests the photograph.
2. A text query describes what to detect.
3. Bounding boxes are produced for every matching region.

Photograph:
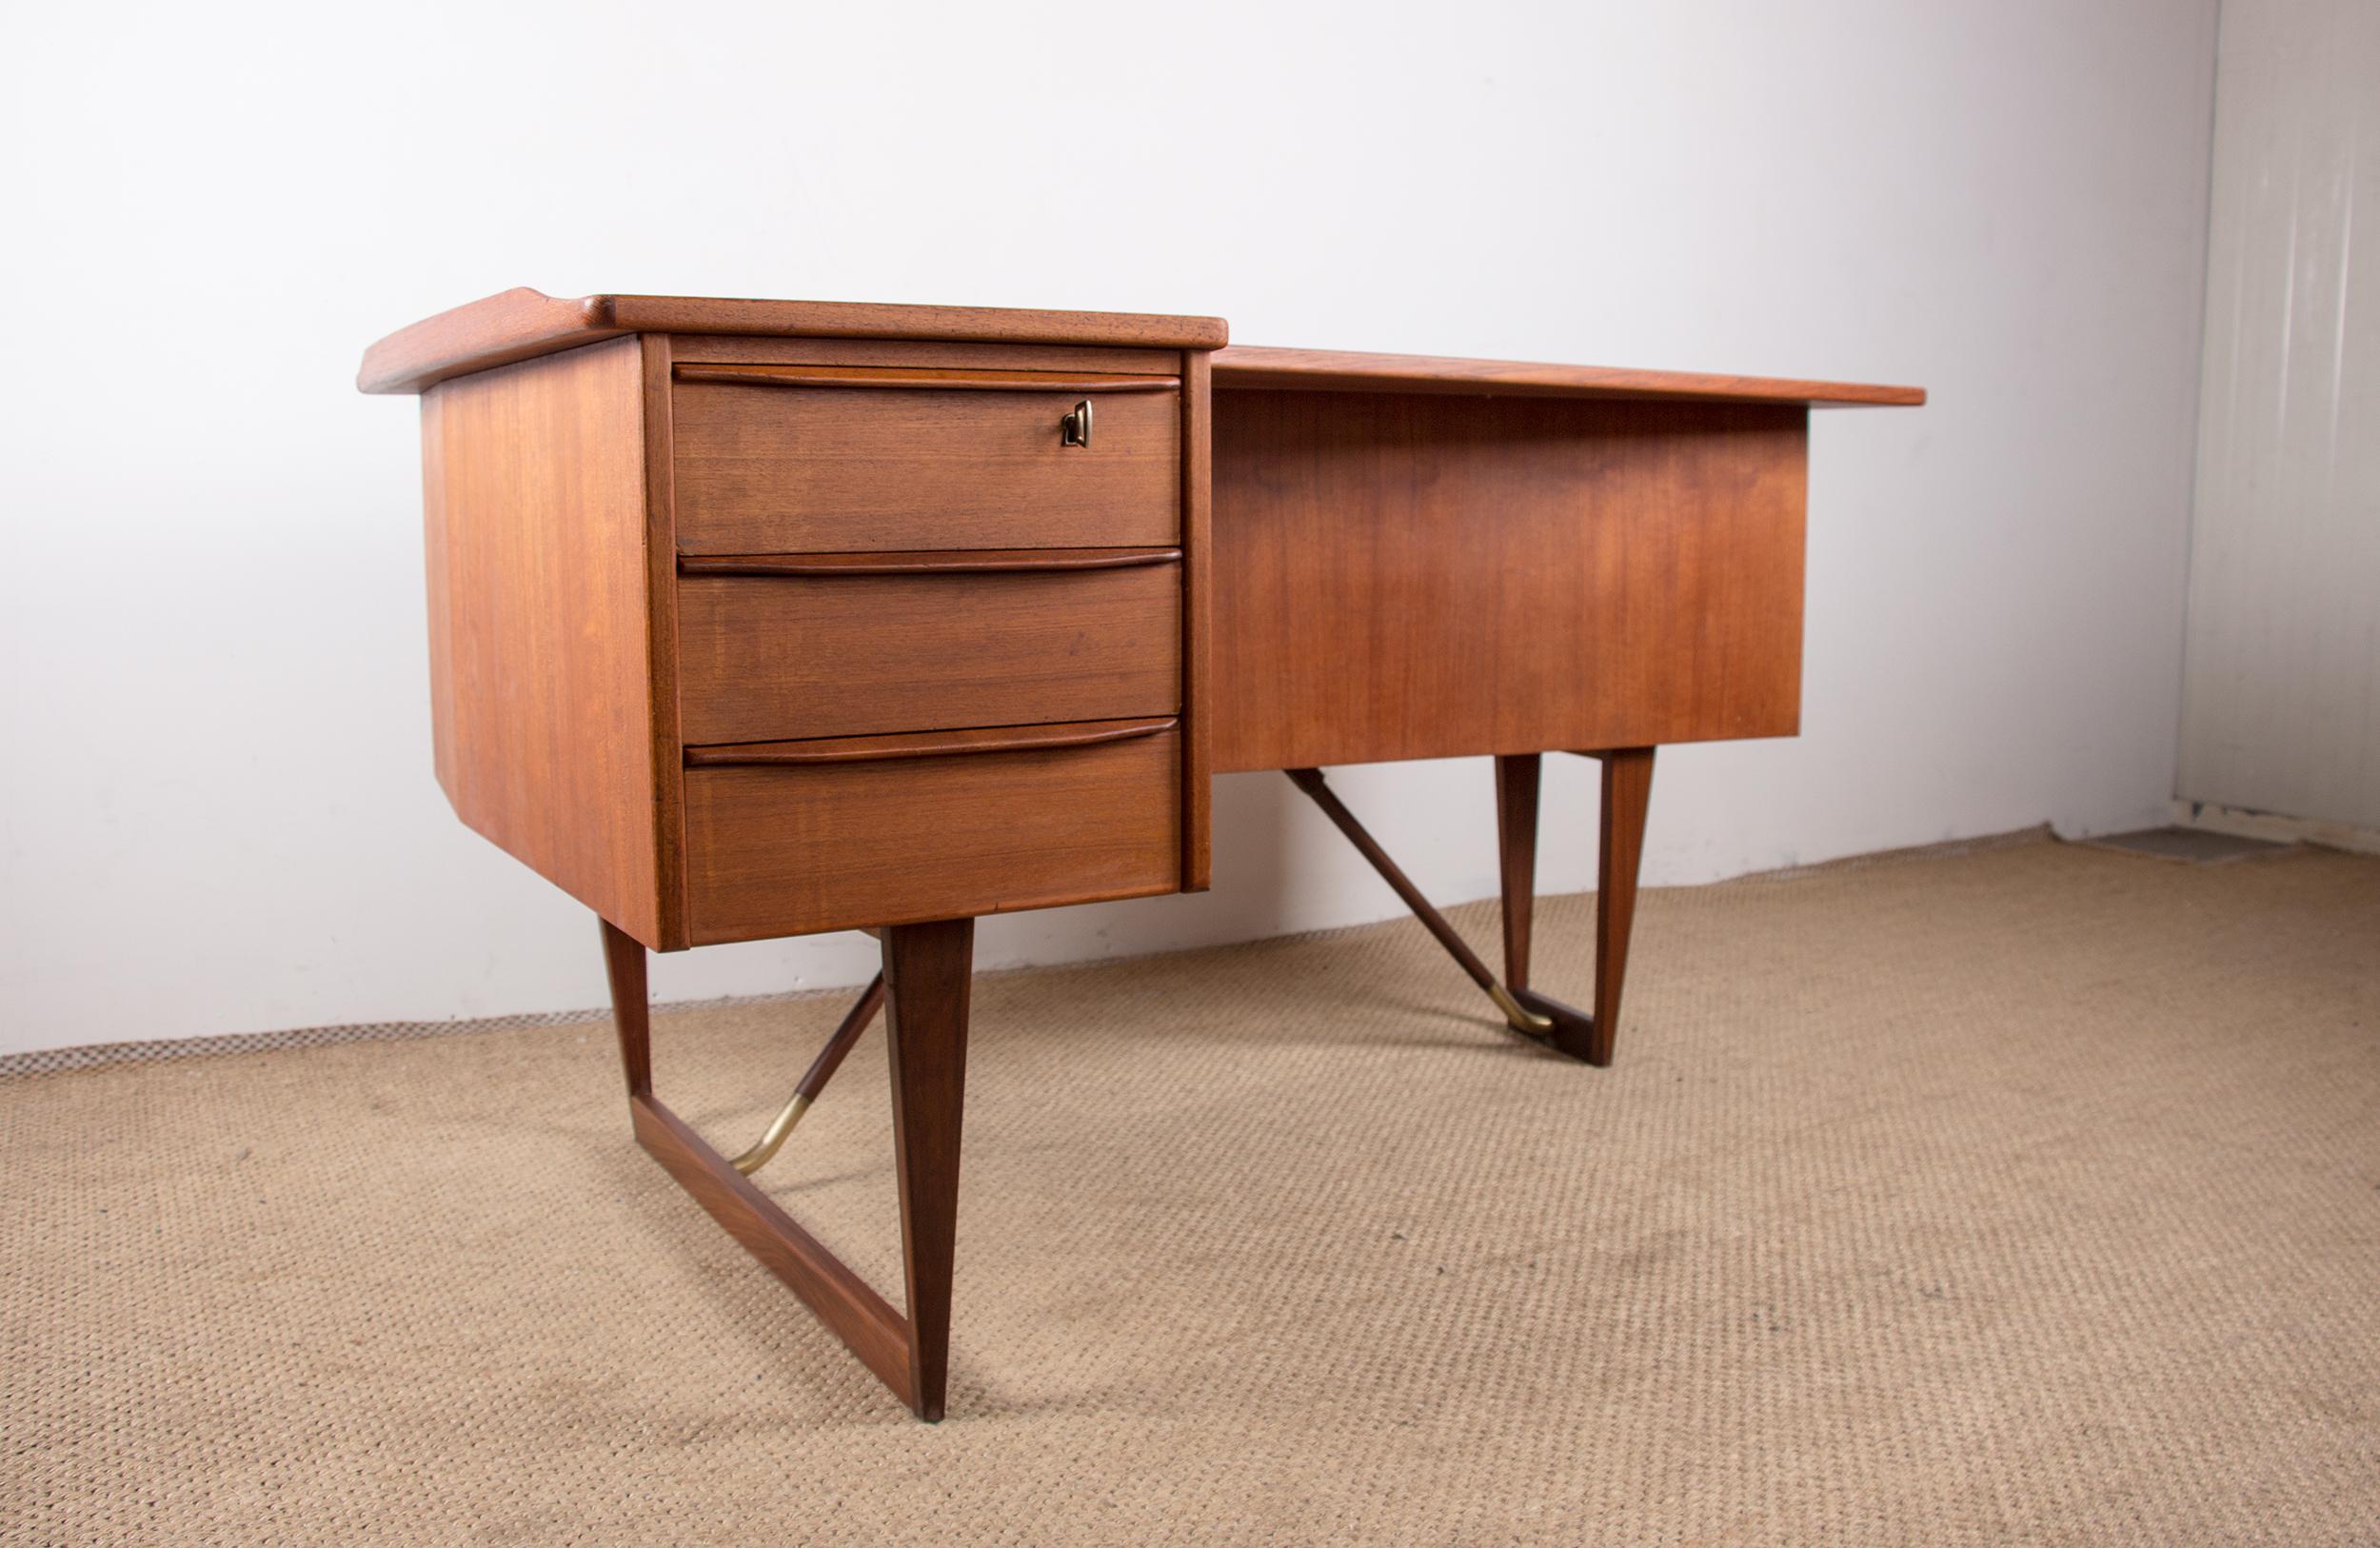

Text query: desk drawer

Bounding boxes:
[672,366,1181,554]
[683,720,1181,943]
[677,552,1182,744]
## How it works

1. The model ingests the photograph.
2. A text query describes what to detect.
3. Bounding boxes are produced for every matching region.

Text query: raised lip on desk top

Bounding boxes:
[357,288,1233,395]
[1211,346,1924,407]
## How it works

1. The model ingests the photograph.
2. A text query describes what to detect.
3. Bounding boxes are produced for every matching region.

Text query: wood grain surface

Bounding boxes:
[600,918,653,1097]
[1588,747,1656,1065]
[1212,346,1923,407]
[683,723,1182,942]
[881,918,976,1421]
[677,564,1181,744]
[360,288,1227,394]
[1210,389,1809,772]
[1494,753,1541,993]
[631,1094,917,1407]
[1180,349,1216,891]
[672,379,1180,553]
[420,337,668,942]
[637,335,688,948]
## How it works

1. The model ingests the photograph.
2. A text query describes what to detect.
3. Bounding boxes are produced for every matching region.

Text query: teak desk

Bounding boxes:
[360,290,1921,1419]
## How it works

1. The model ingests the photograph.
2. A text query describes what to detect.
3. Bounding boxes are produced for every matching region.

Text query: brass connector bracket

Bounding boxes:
[728,973,886,1178]
[731,1094,815,1176]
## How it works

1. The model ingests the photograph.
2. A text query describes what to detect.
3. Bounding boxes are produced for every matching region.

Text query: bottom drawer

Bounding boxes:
[684,720,1182,943]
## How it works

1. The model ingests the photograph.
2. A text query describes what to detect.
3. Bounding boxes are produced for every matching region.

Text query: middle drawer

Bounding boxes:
[677,553,1183,744]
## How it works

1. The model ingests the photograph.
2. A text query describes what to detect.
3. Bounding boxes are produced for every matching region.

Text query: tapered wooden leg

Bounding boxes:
[882,917,975,1422]
[1589,747,1656,1066]
[1497,756,1597,1057]
[599,918,651,1098]
[1495,753,1540,992]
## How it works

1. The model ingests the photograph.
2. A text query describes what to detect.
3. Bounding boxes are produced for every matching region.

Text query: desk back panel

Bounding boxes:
[1209,389,1808,772]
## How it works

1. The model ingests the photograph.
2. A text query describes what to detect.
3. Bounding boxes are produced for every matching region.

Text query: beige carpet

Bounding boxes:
[6,834,2378,1545]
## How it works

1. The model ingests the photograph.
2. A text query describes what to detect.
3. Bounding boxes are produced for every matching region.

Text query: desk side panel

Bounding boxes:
[422,336,666,942]
[1210,390,1807,772]
[1180,348,1215,889]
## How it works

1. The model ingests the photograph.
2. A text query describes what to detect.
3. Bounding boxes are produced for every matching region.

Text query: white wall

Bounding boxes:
[0,0,2218,1055]
[2180,0,2380,833]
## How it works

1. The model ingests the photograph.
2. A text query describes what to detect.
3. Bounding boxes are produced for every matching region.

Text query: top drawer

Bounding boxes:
[671,365,1181,553]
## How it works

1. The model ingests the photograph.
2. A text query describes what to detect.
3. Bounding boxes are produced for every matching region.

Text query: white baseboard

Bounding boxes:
[2171,799,2380,856]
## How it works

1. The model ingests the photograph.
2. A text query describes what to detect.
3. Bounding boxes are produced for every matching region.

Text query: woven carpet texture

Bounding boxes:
[5,835,2376,1544]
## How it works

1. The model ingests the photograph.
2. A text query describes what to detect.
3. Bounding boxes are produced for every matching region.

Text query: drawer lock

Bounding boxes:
[1060,398,1094,448]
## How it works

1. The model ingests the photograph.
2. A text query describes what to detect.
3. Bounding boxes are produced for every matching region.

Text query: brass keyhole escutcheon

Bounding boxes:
[1061,399,1093,448]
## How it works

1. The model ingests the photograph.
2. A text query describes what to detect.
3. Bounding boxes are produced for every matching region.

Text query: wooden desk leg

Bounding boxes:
[596,913,978,1421]
[1494,753,1542,994]
[1495,747,1657,1066]
[600,918,652,1098]
[1495,754,1595,1059]
[1588,747,1656,1064]
[882,918,974,1423]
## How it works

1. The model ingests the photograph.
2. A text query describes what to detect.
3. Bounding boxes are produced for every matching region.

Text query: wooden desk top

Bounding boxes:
[1212,346,1923,407]
[359,288,1922,407]
[357,288,1233,395]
